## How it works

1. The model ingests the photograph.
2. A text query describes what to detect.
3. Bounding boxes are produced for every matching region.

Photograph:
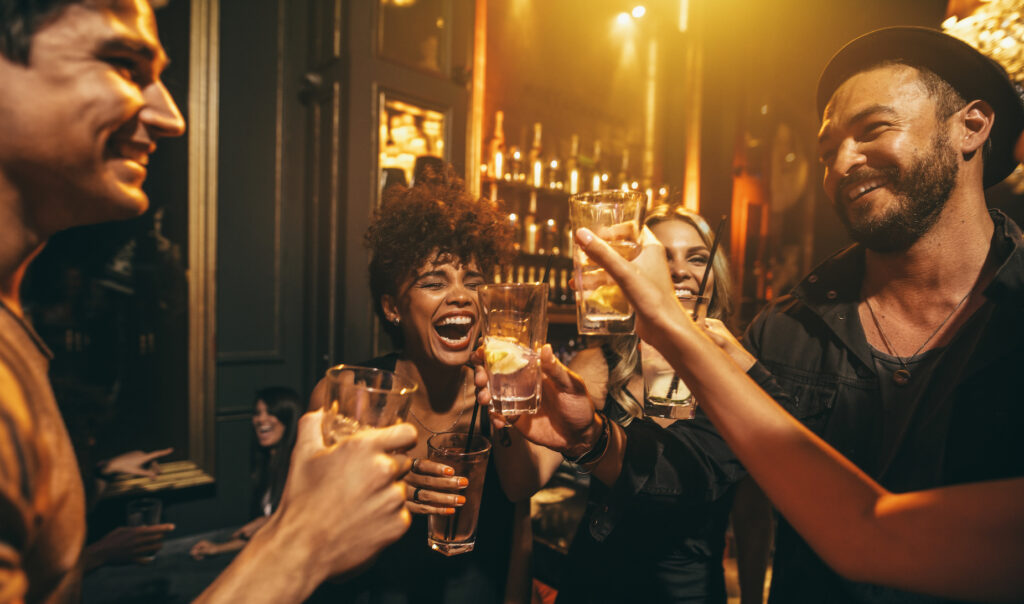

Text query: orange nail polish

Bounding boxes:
[443,467,454,476]
[457,477,469,487]
[455,495,466,505]
[444,508,456,515]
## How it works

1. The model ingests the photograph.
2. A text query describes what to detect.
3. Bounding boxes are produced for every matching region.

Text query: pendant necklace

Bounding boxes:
[408,371,472,435]
[863,290,971,386]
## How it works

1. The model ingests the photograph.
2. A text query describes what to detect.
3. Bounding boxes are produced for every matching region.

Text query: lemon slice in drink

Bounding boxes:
[484,336,530,375]
[586,284,629,315]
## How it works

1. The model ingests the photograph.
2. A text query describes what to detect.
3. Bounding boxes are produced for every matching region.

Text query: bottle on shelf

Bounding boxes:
[522,191,538,254]
[508,146,523,181]
[546,159,563,190]
[486,110,506,181]
[529,122,543,188]
[618,148,631,191]
[566,134,580,195]
[590,140,608,192]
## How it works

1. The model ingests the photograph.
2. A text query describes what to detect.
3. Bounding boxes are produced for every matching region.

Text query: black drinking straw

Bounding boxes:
[540,252,556,285]
[693,215,728,319]
[667,214,728,400]
[447,374,483,541]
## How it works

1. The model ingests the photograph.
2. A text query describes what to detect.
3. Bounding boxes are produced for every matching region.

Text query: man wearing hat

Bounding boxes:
[742,27,1024,602]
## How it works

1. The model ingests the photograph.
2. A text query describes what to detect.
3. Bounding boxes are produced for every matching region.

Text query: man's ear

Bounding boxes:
[381,294,400,324]
[959,99,995,156]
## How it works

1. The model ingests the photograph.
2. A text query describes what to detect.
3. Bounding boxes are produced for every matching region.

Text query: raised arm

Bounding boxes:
[573,226,1024,602]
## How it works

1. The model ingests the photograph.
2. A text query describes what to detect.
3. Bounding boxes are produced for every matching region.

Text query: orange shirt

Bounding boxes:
[0,303,85,603]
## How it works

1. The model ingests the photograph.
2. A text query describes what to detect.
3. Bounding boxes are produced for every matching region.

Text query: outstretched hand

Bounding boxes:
[474,345,600,458]
[100,448,174,479]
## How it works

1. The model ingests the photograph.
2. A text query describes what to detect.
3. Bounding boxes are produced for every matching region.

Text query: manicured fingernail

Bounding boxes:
[576,228,593,245]
[443,467,454,476]
[454,495,466,505]
[443,507,456,515]
[457,477,469,488]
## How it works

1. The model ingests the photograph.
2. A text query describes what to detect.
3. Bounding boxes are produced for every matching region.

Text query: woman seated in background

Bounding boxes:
[190,387,302,560]
[552,205,761,603]
[308,165,534,603]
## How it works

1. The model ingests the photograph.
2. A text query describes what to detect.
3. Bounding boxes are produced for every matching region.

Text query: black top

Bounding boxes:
[744,209,1024,604]
[556,345,746,603]
[307,353,514,604]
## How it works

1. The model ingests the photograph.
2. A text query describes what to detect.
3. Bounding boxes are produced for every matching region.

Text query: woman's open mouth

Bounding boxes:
[433,314,475,349]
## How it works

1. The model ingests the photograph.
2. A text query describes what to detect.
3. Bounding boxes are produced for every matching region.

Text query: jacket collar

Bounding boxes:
[786,208,1024,369]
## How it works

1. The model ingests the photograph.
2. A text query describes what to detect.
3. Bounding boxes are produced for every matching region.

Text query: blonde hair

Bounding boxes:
[605,206,733,423]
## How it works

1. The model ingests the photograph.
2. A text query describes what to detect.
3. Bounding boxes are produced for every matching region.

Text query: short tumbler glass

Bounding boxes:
[321,365,418,445]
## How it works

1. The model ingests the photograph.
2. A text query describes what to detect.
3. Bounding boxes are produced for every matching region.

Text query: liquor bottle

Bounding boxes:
[546,159,563,190]
[522,191,538,254]
[508,212,521,253]
[590,140,606,192]
[508,146,523,181]
[544,218,560,255]
[486,110,506,180]
[566,134,580,194]
[618,148,631,190]
[529,122,543,188]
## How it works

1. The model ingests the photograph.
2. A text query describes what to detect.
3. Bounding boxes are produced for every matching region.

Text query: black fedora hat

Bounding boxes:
[817,26,1024,189]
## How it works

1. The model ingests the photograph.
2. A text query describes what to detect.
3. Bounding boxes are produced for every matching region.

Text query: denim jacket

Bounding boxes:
[744,209,1024,604]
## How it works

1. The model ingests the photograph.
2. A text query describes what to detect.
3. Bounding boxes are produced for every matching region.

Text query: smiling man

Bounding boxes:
[0,2,416,602]
[741,27,1024,603]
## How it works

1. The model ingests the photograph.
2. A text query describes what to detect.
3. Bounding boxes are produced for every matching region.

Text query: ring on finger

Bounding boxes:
[412,487,423,503]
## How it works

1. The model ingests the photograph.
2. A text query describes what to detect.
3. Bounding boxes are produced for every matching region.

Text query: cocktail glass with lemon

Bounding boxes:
[478,283,548,416]
[569,191,645,335]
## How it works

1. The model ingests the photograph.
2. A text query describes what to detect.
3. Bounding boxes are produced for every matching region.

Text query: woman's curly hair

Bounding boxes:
[365,164,515,344]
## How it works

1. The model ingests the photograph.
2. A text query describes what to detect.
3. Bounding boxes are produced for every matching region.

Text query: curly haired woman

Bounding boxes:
[308,165,536,603]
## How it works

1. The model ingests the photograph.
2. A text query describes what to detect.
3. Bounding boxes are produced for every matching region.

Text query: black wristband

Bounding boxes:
[564,413,610,466]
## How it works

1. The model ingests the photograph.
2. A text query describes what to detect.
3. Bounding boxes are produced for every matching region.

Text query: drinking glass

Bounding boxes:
[426,432,491,556]
[569,191,645,335]
[478,283,548,417]
[642,295,709,420]
[126,498,163,562]
[321,365,418,445]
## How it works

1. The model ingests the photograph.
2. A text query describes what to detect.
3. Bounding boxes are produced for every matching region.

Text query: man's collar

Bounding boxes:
[0,298,54,361]
[791,208,1024,313]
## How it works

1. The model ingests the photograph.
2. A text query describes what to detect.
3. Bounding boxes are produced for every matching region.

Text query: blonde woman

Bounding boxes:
[552,206,758,603]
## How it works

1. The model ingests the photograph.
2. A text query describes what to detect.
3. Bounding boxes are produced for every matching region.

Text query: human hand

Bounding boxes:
[575,226,692,354]
[89,524,175,565]
[231,515,269,540]
[190,539,224,560]
[403,458,465,516]
[268,410,417,581]
[474,345,601,458]
[100,448,174,479]
[701,318,757,372]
